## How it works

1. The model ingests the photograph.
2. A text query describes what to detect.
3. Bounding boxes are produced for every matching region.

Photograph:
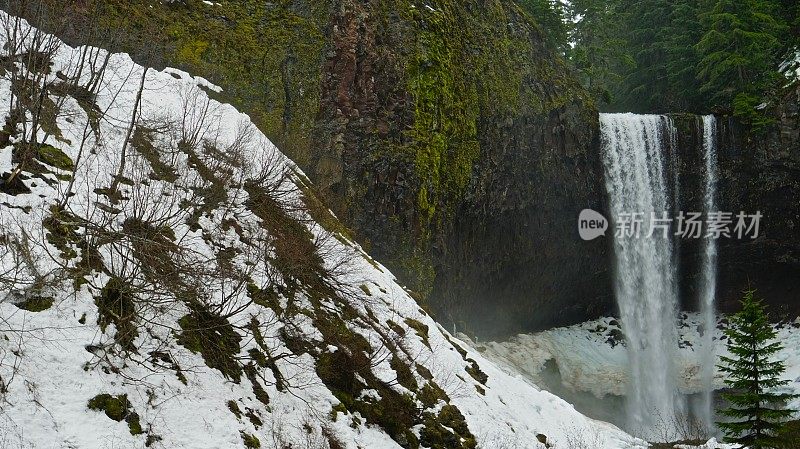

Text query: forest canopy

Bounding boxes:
[519,0,800,123]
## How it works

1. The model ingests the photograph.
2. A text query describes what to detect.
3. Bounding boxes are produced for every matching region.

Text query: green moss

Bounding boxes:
[176,307,242,381]
[121,218,183,285]
[34,0,591,309]
[248,348,268,368]
[245,408,263,428]
[442,331,468,357]
[36,144,73,171]
[227,400,242,419]
[247,283,283,315]
[387,320,407,337]
[131,127,178,182]
[419,404,477,449]
[10,78,65,142]
[144,433,163,447]
[14,296,53,312]
[296,174,355,243]
[404,318,430,348]
[390,355,418,391]
[145,434,163,447]
[418,382,449,408]
[247,318,287,392]
[330,402,348,421]
[310,308,474,448]
[439,331,488,385]
[87,394,143,435]
[96,277,139,351]
[78,0,332,169]
[240,431,261,449]
[465,359,488,385]
[244,363,271,406]
[42,205,80,260]
[313,311,425,448]
[416,363,433,381]
[396,1,533,230]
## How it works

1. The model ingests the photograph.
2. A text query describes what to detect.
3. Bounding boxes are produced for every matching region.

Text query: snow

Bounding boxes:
[471,314,800,447]
[473,314,800,400]
[0,11,639,449]
[780,49,800,83]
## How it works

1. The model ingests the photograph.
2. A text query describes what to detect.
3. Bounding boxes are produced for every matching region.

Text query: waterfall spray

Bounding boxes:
[600,113,685,438]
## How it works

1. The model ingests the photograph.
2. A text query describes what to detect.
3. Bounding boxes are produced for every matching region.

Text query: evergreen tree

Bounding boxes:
[517,0,570,54]
[606,0,702,112]
[777,0,800,46]
[664,0,704,112]
[696,0,787,124]
[717,290,798,449]
[568,0,632,106]
[613,0,673,112]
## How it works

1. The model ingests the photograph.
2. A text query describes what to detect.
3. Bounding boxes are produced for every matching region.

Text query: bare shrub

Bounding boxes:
[556,426,605,449]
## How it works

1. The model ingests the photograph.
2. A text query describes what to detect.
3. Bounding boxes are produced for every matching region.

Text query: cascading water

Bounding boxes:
[600,113,685,437]
[697,115,719,431]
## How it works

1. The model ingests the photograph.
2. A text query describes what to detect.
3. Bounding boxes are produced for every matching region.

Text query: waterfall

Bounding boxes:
[600,113,685,438]
[698,115,719,432]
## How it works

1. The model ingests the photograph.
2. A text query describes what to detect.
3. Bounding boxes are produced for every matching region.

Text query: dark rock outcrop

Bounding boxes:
[669,98,800,318]
[432,107,612,338]
[307,1,612,338]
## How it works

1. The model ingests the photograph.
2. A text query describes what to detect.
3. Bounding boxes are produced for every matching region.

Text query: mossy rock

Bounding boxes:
[131,127,178,182]
[87,394,143,435]
[14,296,54,312]
[244,363,271,405]
[296,175,354,243]
[226,400,243,419]
[387,320,407,337]
[419,404,477,449]
[416,363,433,381]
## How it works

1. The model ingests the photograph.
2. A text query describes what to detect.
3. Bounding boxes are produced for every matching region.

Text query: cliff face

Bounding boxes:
[310,1,612,338]
[32,0,611,338]
[670,99,800,317]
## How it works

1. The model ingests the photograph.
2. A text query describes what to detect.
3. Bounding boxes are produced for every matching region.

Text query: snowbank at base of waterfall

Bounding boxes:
[467,314,800,448]
[471,314,800,405]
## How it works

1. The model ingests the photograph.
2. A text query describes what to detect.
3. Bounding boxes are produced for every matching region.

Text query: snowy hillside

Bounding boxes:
[0,11,639,449]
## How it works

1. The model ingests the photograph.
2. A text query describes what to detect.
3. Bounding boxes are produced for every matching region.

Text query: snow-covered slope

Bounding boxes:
[0,11,639,449]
